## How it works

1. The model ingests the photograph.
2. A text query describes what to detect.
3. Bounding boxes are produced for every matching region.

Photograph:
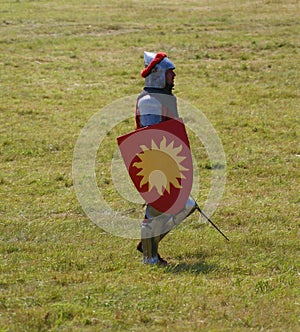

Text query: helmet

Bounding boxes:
[141,51,175,89]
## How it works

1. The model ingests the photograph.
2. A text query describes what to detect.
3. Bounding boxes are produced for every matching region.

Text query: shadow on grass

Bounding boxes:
[165,261,218,274]
[164,252,218,275]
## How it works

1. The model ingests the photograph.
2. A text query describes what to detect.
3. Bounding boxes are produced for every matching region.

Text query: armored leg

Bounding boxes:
[146,204,175,237]
[141,219,159,264]
[172,196,197,227]
[139,198,197,265]
[140,215,171,265]
[155,197,196,244]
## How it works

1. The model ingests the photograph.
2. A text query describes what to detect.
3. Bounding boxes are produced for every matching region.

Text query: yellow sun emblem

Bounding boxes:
[133,136,189,195]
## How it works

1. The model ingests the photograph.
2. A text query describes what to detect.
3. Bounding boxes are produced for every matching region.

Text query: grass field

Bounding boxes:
[1,0,299,331]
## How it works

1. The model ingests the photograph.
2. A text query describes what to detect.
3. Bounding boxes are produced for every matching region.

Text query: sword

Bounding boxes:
[195,203,230,242]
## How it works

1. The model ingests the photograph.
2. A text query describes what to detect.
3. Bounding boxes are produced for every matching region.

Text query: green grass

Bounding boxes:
[0,0,299,331]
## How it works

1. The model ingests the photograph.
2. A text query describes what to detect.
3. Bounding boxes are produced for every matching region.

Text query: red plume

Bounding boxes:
[141,52,167,78]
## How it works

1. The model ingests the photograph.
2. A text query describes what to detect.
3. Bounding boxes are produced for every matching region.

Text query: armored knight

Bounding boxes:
[135,52,197,265]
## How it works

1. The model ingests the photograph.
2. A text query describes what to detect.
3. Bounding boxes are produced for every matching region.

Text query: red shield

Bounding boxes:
[117,118,193,214]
